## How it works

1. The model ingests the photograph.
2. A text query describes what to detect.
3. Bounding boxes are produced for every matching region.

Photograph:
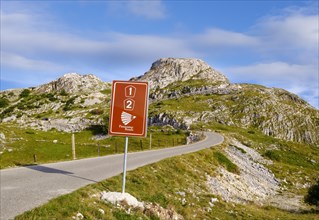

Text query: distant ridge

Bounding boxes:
[0,58,318,144]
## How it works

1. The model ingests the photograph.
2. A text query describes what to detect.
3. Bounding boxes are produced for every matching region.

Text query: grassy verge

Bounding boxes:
[0,124,188,169]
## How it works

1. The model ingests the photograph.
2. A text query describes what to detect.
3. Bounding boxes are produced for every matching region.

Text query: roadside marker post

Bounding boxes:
[109,81,149,194]
[72,133,76,160]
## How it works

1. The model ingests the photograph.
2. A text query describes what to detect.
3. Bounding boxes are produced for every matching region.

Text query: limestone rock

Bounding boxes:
[0,133,6,142]
[131,58,229,90]
[36,73,107,93]
[100,191,183,220]
[100,191,144,209]
[206,140,306,210]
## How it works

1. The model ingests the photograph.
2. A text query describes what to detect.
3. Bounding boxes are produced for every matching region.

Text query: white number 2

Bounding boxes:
[126,100,133,109]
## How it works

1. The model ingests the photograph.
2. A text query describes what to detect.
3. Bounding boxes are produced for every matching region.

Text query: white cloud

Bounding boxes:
[1,52,64,72]
[256,11,318,49]
[106,33,198,60]
[126,0,166,19]
[196,28,259,47]
[1,6,193,59]
[250,8,319,64]
[192,7,318,63]
[1,8,196,85]
[106,0,166,19]
[225,62,316,82]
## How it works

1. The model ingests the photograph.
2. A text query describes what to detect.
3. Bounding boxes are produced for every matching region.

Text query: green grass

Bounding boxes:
[0,124,188,169]
[15,139,319,220]
[100,88,112,95]
[213,151,239,174]
[149,95,211,114]
[163,78,214,91]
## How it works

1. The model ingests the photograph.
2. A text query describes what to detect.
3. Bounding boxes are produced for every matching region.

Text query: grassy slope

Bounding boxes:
[15,125,319,219]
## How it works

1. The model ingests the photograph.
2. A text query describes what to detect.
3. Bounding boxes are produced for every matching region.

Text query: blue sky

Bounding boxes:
[1,1,318,108]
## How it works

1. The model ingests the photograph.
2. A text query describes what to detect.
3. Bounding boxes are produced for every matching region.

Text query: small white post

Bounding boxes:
[122,136,129,194]
[72,133,76,160]
[149,133,152,149]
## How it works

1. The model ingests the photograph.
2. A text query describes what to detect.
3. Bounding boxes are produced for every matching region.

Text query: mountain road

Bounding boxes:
[0,132,223,219]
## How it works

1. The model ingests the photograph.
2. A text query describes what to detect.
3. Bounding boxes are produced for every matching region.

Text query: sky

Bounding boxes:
[1,0,318,108]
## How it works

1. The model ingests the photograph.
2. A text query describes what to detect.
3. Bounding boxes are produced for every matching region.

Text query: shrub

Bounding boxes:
[46,93,57,101]
[63,96,77,111]
[304,179,319,208]
[2,106,15,116]
[19,89,30,98]
[60,90,68,96]
[17,103,27,110]
[90,108,103,115]
[0,97,9,108]
[264,150,281,161]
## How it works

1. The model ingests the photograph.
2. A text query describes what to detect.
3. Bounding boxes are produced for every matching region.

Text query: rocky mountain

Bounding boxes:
[0,73,111,132]
[0,58,318,144]
[131,58,229,90]
[135,58,319,144]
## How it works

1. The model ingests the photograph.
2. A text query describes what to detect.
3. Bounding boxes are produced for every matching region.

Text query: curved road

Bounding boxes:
[0,132,223,219]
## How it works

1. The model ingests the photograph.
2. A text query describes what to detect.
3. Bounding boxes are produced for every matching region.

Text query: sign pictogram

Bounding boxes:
[109,81,149,137]
[121,111,136,125]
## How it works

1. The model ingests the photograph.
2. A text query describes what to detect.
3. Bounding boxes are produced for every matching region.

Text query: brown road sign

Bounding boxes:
[109,81,149,137]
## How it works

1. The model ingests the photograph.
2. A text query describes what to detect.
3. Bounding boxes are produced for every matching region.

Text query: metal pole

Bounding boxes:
[122,136,129,194]
[72,133,76,160]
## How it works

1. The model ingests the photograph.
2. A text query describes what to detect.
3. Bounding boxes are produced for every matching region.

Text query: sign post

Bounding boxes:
[122,136,129,193]
[109,81,149,194]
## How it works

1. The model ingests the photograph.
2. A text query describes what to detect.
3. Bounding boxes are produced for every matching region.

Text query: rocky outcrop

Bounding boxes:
[149,83,242,101]
[149,82,319,144]
[149,113,188,130]
[206,140,305,210]
[131,58,229,90]
[36,73,108,93]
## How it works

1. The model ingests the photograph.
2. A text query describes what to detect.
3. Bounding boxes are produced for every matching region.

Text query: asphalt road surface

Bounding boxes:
[0,132,223,219]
